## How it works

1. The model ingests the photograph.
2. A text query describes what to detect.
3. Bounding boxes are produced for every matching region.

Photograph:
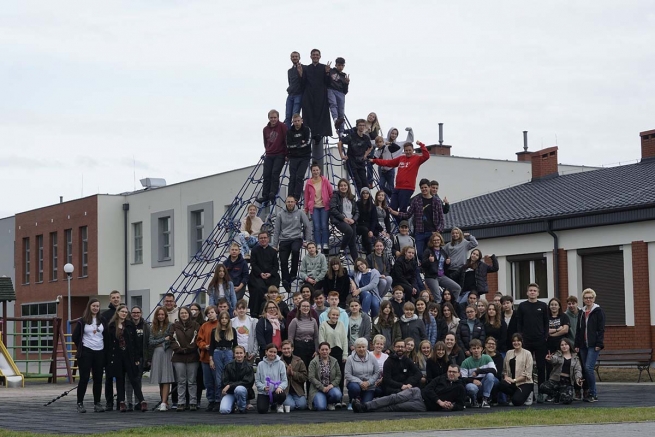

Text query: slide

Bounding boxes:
[0,337,24,387]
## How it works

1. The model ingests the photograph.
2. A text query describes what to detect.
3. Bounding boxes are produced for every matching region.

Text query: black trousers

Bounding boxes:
[113,350,144,404]
[257,392,287,414]
[334,221,358,258]
[356,225,374,254]
[347,158,367,195]
[279,238,303,284]
[77,347,104,404]
[262,155,285,200]
[498,381,533,406]
[248,275,280,316]
[288,156,310,201]
[523,339,548,386]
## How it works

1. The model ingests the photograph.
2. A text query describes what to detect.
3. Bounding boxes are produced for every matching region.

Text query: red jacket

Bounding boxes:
[263,122,288,156]
[371,142,429,190]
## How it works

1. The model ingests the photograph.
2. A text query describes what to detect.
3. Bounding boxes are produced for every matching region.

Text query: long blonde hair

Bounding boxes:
[214,310,234,342]
[151,306,170,334]
[244,204,257,234]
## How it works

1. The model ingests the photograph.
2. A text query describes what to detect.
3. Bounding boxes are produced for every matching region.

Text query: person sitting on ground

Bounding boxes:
[367,238,393,299]
[422,232,462,303]
[318,257,351,309]
[444,333,465,366]
[272,196,312,292]
[329,178,360,261]
[459,339,497,409]
[219,345,255,414]
[248,232,280,316]
[499,333,534,406]
[382,339,422,395]
[207,264,237,316]
[338,119,373,194]
[238,204,263,259]
[371,142,430,216]
[256,301,287,358]
[258,109,288,204]
[286,113,312,201]
[308,342,343,411]
[255,344,288,414]
[349,257,382,317]
[225,243,250,301]
[371,301,401,353]
[456,305,486,356]
[399,302,427,348]
[346,298,372,352]
[280,340,309,411]
[299,242,327,287]
[426,341,449,383]
[352,363,466,413]
[356,187,379,255]
[345,337,380,410]
[318,291,349,327]
[540,338,583,404]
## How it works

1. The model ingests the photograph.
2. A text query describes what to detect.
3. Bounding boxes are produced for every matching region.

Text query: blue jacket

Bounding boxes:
[208,281,237,316]
[225,254,250,288]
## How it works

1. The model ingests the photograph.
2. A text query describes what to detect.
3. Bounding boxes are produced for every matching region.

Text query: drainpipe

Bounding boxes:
[123,203,130,304]
[546,220,560,299]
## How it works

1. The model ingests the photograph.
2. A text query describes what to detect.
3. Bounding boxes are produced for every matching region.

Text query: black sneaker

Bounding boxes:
[471,397,480,408]
[105,402,114,412]
[127,403,134,412]
[352,399,367,413]
[255,196,268,204]
[94,403,105,413]
[77,403,86,413]
[206,401,215,412]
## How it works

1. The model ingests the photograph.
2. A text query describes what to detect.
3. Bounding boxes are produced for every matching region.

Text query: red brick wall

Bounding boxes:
[531,146,559,180]
[14,195,99,323]
[428,145,451,156]
[558,248,569,302]
[640,129,655,160]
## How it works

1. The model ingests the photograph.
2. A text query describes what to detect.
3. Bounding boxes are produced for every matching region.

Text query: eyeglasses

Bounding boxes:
[583,296,594,300]
[131,311,141,314]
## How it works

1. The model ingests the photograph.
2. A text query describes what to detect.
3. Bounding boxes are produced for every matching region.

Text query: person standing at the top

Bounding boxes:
[284,51,303,128]
[299,49,332,161]
[327,57,350,135]
[286,114,312,202]
[371,141,430,214]
[257,110,288,204]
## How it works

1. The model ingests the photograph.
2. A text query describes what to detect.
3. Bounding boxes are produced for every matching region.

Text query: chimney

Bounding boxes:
[428,122,451,156]
[531,146,559,181]
[640,129,655,161]
[516,130,532,162]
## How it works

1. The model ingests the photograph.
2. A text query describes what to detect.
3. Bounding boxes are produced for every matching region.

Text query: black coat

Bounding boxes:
[392,256,419,290]
[249,244,280,281]
[484,320,508,353]
[455,318,486,352]
[255,318,287,358]
[456,255,499,295]
[222,360,256,399]
[329,193,359,224]
[317,270,350,309]
[301,62,332,137]
[382,353,422,395]
[356,200,378,232]
[104,320,142,379]
[421,374,466,411]
[422,247,449,279]
[575,305,605,350]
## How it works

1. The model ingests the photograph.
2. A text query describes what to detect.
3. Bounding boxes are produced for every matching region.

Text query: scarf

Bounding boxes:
[267,314,281,335]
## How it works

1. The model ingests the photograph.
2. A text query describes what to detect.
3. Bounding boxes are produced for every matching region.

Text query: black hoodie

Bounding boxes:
[382,352,422,395]
[286,123,312,158]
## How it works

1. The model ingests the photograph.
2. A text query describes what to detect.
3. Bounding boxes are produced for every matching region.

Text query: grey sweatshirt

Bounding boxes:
[345,350,380,385]
[255,355,289,392]
[444,235,478,271]
[299,253,328,282]
[272,207,312,247]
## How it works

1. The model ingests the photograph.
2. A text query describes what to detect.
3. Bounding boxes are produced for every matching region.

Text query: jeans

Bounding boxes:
[212,349,233,400]
[202,362,217,403]
[312,207,329,248]
[219,385,248,413]
[283,393,308,410]
[378,169,395,197]
[346,158,368,195]
[279,238,303,284]
[579,347,600,396]
[359,289,380,317]
[390,189,413,214]
[327,89,345,121]
[77,347,104,404]
[465,373,496,399]
[414,232,432,263]
[424,276,462,303]
[237,232,258,257]
[312,387,343,410]
[285,94,302,128]
[346,382,376,403]
[288,156,310,201]
[261,155,285,201]
[334,220,358,258]
[173,361,198,406]
[377,275,393,299]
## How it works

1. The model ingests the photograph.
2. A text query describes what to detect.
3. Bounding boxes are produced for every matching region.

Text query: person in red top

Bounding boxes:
[370,141,429,214]
[257,110,288,204]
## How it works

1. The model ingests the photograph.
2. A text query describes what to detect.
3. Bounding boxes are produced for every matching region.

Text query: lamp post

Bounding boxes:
[64,263,74,332]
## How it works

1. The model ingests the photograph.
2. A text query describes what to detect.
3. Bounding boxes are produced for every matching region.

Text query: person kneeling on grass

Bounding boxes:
[352,363,466,413]
[219,345,255,414]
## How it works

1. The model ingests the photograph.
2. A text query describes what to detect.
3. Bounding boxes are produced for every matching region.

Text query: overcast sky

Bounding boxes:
[1,1,654,218]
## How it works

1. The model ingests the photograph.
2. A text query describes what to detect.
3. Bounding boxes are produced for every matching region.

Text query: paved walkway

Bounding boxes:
[0,382,653,434]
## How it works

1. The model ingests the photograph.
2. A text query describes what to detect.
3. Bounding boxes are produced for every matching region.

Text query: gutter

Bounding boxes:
[546,220,560,299]
[123,203,129,303]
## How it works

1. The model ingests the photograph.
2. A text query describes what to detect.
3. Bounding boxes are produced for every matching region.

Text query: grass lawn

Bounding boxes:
[1,407,654,437]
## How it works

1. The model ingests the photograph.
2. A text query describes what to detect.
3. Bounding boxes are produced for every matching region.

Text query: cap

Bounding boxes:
[399,220,409,228]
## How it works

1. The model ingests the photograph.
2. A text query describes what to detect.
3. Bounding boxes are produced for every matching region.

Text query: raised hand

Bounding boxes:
[325,61,332,73]
[443,196,449,204]
[297,63,303,76]
[344,74,350,84]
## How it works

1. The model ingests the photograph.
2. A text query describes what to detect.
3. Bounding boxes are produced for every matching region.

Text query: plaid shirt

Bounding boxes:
[397,195,444,233]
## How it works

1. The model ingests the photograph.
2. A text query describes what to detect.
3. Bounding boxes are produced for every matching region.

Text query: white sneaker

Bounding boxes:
[327,403,335,411]
[525,392,533,406]
[158,402,168,412]
[277,405,284,413]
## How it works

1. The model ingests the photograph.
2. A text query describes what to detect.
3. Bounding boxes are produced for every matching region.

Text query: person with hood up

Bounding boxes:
[272,195,312,292]
[255,343,289,413]
[257,109,288,204]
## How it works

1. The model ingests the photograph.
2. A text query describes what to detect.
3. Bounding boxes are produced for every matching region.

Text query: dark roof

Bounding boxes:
[446,159,655,229]
[0,276,15,302]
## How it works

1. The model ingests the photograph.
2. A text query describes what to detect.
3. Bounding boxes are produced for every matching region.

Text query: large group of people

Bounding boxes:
[72,49,607,416]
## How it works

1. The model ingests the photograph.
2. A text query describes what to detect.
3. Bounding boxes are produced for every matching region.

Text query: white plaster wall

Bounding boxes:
[623,244,635,326]
[97,195,127,296]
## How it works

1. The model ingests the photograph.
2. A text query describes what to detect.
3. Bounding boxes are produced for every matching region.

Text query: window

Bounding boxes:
[36,235,44,282]
[191,210,204,254]
[580,246,625,325]
[65,229,73,265]
[50,232,58,281]
[508,254,548,300]
[20,302,57,354]
[159,217,171,261]
[131,295,143,309]
[133,222,143,264]
[23,237,30,284]
[79,226,88,277]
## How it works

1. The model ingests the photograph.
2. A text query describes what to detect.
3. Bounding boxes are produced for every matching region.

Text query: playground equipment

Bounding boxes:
[0,334,24,387]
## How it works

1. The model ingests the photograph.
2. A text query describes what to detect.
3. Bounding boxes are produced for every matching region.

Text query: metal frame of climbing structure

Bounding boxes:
[155,119,415,316]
